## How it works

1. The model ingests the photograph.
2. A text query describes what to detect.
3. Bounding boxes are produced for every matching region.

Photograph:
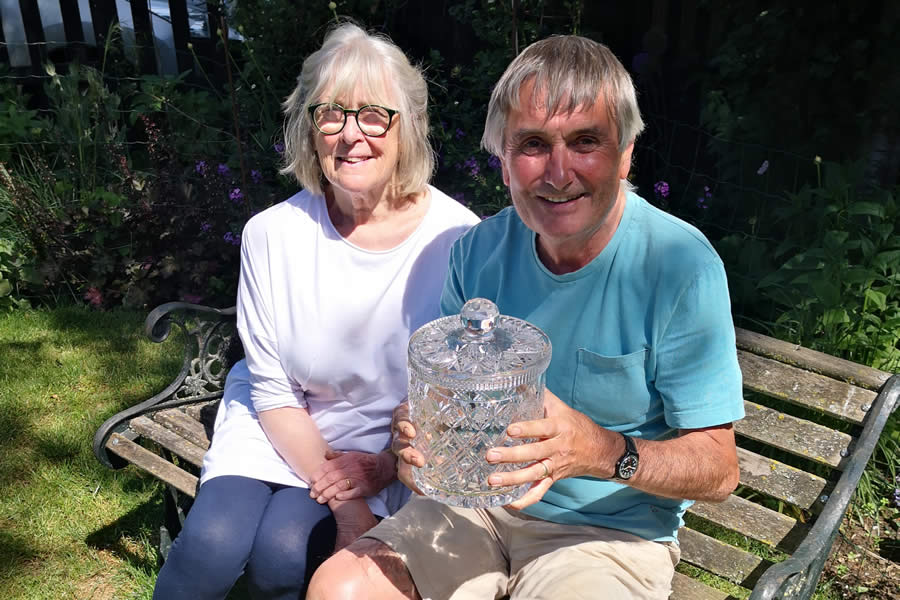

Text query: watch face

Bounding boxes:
[618,454,639,479]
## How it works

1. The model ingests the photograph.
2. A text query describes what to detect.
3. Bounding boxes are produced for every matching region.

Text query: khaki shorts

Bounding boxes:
[363,495,680,600]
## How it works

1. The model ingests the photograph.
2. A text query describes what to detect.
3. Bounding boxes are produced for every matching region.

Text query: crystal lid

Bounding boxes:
[408,298,552,391]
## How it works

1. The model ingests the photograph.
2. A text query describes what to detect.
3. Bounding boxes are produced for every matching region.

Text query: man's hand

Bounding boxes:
[329,498,378,553]
[485,389,620,509]
[308,449,396,503]
[389,400,425,494]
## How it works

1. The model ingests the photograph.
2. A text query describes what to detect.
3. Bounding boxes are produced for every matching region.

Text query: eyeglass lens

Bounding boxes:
[313,104,392,136]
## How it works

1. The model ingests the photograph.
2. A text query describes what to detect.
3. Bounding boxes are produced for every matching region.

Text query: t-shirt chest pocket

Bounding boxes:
[572,348,651,427]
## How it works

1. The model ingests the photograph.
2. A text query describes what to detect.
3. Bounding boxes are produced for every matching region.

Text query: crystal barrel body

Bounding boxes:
[409,377,545,508]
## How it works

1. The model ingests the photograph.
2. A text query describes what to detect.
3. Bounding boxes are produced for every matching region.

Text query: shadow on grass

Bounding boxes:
[84,491,254,600]
[86,495,165,573]
[0,529,42,582]
[0,402,32,449]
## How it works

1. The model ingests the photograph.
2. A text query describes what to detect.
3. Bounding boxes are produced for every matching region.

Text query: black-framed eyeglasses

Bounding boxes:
[308,103,399,137]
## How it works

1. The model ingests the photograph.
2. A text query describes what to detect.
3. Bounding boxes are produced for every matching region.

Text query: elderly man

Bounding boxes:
[307,34,745,600]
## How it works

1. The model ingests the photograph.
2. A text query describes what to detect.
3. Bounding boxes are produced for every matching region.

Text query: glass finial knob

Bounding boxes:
[460,298,499,334]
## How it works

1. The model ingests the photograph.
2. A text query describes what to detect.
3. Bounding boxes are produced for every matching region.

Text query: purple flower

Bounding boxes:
[653,181,670,199]
[487,156,501,170]
[200,222,212,233]
[230,188,244,203]
[698,187,711,209]
[463,157,480,177]
[274,142,285,154]
[84,287,103,308]
[452,192,467,205]
[757,160,769,175]
[217,163,230,177]
[251,169,262,184]
[195,160,207,176]
[223,231,241,246]
[455,128,465,140]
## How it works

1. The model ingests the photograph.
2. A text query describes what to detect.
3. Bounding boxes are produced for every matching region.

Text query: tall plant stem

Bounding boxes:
[220,16,249,217]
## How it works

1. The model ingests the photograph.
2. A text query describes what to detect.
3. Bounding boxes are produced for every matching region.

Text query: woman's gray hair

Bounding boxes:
[482,35,644,157]
[280,23,433,198]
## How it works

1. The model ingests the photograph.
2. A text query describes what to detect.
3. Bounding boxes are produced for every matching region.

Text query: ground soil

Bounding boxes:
[823,513,900,599]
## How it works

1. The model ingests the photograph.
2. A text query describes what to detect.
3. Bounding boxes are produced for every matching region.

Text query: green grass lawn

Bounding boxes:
[0,307,181,599]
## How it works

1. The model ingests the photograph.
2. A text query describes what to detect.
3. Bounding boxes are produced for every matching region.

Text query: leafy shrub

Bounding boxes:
[0,60,283,310]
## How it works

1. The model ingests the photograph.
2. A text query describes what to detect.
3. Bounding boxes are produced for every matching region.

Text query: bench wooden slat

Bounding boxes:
[130,416,206,468]
[152,408,211,450]
[738,351,873,425]
[688,495,808,550]
[183,400,219,423]
[106,432,198,496]
[735,327,891,391]
[736,400,852,469]
[678,527,772,587]
[736,447,827,510]
[670,572,733,600]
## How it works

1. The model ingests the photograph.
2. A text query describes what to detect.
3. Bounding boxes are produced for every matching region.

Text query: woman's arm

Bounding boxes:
[257,406,330,482]
[258,407,378,551]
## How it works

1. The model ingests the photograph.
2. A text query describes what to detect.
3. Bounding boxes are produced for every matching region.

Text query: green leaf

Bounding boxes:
[874,250,900,271]
[859,236,876,258]
[0,278,11,297]
[757,271,787,289]
[843,267,874,285]
[811,278,841,307]
[847,202,885,218]
[864,288,887,311]
[823,308,850,326]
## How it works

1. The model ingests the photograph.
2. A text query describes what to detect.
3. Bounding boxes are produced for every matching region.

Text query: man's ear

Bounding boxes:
[618,142,635,181]
[500,156,510,187]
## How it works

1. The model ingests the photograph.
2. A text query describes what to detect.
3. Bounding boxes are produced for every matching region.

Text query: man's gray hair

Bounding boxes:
[280,23,433,197]
[481,35,644,157]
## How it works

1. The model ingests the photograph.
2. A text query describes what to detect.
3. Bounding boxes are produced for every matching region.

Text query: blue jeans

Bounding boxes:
[153,475,336,600]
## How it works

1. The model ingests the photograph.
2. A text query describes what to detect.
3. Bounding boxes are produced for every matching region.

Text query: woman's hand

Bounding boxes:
[308,448,396,504]
[389,400,425,494]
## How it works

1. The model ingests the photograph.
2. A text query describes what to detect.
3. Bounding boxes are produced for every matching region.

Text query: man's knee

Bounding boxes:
[307,538,418,600]
[307,547,370,600]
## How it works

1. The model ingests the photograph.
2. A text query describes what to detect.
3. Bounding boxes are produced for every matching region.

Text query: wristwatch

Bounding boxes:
[614,433,640,480]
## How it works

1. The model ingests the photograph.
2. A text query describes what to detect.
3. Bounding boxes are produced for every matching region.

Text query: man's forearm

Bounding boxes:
[589,423,740,502]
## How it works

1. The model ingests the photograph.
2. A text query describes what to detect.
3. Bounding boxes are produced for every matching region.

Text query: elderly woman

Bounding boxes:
[152,23,479,600]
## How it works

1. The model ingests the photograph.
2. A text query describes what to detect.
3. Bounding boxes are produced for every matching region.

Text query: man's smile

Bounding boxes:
[538,192,587,204]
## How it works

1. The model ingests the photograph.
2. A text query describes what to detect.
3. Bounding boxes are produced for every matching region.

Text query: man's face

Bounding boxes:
[499,80,634,272]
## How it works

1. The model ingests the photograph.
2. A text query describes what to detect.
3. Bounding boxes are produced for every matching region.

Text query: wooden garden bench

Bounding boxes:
[93,302,899,599]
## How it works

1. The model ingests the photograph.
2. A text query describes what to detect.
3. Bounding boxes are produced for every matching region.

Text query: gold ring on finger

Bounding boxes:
[346,478,352,490]
[539,459,551,479]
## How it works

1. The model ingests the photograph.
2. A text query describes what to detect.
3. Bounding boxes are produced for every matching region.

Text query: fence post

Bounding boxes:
[0,11,7,65]
[60,1,86,44]
[128,0,157,75]
[17,0,46,72]
[169,0,193,74]
[88,0,120,61]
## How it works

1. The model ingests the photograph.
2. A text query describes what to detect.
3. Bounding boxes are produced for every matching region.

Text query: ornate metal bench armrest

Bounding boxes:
[749,374,900,600]
[92,302,241,469]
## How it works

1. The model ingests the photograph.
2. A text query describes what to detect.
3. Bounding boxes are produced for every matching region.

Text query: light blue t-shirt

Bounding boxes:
[440,191,745,542]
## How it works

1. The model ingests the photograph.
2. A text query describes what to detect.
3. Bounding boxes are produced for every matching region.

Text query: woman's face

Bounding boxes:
[313,89,401,200]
